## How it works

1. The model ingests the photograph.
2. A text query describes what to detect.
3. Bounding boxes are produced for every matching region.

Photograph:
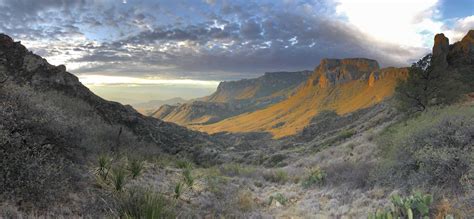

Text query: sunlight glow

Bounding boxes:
[78,75,220,87]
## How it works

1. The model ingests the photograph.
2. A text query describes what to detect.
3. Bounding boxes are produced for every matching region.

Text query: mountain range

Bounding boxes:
[152,70,311,125]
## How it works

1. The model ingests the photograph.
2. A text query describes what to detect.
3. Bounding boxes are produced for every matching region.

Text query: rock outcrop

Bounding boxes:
[432,33,450,69]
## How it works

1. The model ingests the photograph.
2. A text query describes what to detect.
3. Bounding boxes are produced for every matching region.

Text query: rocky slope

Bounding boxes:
[197,58,408,138]
[151,71,311,125]
[0,34,222,160]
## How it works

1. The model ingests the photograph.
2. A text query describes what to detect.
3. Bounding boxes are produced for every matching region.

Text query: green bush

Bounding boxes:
[128,158,144,179]
[336,129,355,140]
[119,188,175,218]
[302,167,326,188]
[263,169,288,184]
[268,193,288,206]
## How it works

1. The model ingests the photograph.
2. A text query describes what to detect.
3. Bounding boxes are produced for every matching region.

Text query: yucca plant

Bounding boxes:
[97,154,112,180]
[183,168,194,187]
[128,158,144,179]
[112,167,127,192]
[176,159,193,169]
[174,182,184,199]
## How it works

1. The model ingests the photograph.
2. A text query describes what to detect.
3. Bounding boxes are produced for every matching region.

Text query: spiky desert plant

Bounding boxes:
[174,182,183,199]
[112,167,127,192]
[176,159,193,169]
[128,158,144,179]
[183,168,194,187]
[97,154,112,180]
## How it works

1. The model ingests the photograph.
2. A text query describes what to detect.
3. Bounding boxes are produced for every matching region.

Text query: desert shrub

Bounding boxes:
[237,190,255,211]
[302,167,326,188]
[268,193,288,206]
[118,188,175,218]
[204,168,229,197]
[112,167,127,192]
[220,163,256,177]
[263,169,288,184]
[127,158,144,179]
[374,106,474,193]
[336,129,356,140]
[325,161,373,188]
[264,154,287,167]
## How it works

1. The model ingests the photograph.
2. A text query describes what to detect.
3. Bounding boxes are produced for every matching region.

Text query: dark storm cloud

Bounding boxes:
[0,0,422,81]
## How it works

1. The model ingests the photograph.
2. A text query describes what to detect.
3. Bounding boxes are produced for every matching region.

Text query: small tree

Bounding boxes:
[395,54,465,113]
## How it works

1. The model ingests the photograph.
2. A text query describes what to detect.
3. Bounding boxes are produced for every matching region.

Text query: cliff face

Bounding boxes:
[196,58,408,138]
[206,71,312,102]
[152,70,311,125]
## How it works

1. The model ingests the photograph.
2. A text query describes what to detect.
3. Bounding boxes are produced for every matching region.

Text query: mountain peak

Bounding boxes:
[315,58,380,87]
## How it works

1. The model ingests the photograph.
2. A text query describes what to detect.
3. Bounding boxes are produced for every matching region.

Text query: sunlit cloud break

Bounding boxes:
[79,75,220,87]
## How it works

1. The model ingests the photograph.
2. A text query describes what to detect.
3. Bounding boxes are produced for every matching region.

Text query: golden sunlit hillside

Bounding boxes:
[195,59,408,138]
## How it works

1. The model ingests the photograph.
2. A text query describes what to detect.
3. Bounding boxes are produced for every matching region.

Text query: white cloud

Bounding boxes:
[443,15,474,42]
[335,0,443,47]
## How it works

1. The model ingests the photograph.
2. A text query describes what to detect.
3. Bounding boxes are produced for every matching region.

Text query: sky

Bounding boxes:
[0,0,472,103]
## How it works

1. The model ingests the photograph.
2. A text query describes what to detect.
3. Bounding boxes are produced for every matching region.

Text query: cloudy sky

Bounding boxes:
[0,0,472,103]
